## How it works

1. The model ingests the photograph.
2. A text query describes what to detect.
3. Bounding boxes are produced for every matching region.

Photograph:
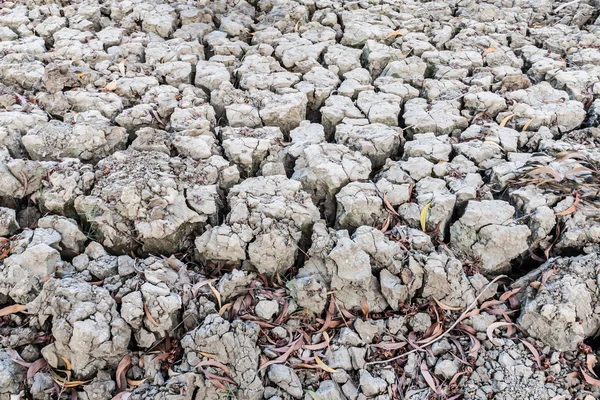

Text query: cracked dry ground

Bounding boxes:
[3,1,600,400]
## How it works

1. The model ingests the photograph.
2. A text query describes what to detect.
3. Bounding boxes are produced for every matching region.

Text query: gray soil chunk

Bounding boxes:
[518,254,600,351]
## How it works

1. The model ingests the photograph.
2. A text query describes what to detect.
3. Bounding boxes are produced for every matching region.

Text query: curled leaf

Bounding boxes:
[499,114,515,127]
[361,296,369,320]
[420,202,431,232]
[522,118,535,132]
[482,47,496,57]
[60,356,72,371]
[555,192,580,216]
[314,354,339,373]
[219,302,233,316]
[27,358,48,379]
[208,282,222,309]
[116,354,132,391]
[386,30,405,39]
[127,378,145,387]
[420,361,439,393]
[519,339,542,369]
[143,304,160,327]
[587,354,597,377]
[581,366,600,386]
[433,297,462,311]
[118,60,126,75]
[486,322,513,342]
[0,304,27,317]
[104,80,118,91]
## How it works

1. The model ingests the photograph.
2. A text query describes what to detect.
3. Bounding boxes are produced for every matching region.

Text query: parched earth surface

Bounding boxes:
[3,0,600,399]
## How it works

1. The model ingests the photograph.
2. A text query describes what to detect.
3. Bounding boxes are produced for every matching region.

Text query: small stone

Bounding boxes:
[359,370,387,397]
[434,359,459,379]
[0,207,19,236]
[255,300,279,320]
[408,313,432,333]
[268,364,303,398]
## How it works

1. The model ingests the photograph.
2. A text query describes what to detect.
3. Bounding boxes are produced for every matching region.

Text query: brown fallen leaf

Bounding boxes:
[219,302,233,317]
[208,282,222,309]
[259,337,303,371]
[522,118,535,132]
[528,166,563,182]
[587,354,597,377]
[499,114,515,127]
[143,304,160,327]
[581,366,600,386]
[0,304,27,317]
[481,47,496,57]
[381,214,391,232]
[196,359,232,377]
[27,358,48,379]
[486,322,513,342]
[127,378,145,387]
[111,392,132,400]
[6,348,32,368]
[386,30,405,39]
[361,296,369,320]
[555,192,580,216]
[519,339,542,369]
[314,354,339,373]
[116,354,132,391]
[370,342,407,350]
[104,80,118,91]
[433,297,463,311]
[383,195,400,216]
[420,361,439,394]
[199,351,216,358]
[118,60,126,75]
[499,287,522,302]
[60,356,72,371]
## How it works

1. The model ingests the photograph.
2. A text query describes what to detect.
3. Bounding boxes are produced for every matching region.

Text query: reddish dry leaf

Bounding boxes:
[361,296,369,320]
[499,287,522,302]
[541,269,556,285]
[456,323,477,335]
[274,301,289,325]
[486,322,513,342]
[126,378,145,387]
[564,166,591,176]
[555,192,580,216]
[433,297,463,311]
[479,299,504,310]
[371,342,407,350]
[0,304,27,317]
[519,339,542,369]
[196,360,232,377]
[449,371,466,385]
[204,372,236,385]
[417,323,443,344]
[466,333,481,354]
[116,355,132,391]
[143,304,160,327]
[420,361,439,394]
[581,367,600,386]
[152,353,170,363]
[258,338,303,371]
[381,214,391,232]
[27,358,48,379]
[6,348,32,368]
[191,279,215,297]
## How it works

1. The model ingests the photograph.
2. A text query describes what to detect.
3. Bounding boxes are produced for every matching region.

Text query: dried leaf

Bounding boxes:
[104,80,118,91]
[219,302,233,316]
[60,356,72,371]
[499,287,522,302]
[381,214,391,232]
[581,367,600,386]
[192,279,216,297]
[6,348,32,368]
[371,342,407,350]
[361,296,369,320]
[0,304,27,317]
[420,202,431,232]
[564,166,591,176]
[208,282,222,309]
[143,304,160,327]
[127,378,145,387]
[118,60,126,75]
[486,322,513,342]
[481,47,496,57]
[555,192,580,216]
[433,297,462,311]
[499,114,515,127]
[27,358,48,379]
[314,354,339,373]
[522,118,535,132]
[530,281,542,290]
[259,338,303,371]
[528,166,563,182]
[196,360,232,376]
[383,195,400,216]
[305,390,324,400]
[116,354,132,391]
[386,30,405,39]
[519,339,542,369]
[587,354,597,377]
[420,361,439,393]
[467,333,481,354]
[199,351,216,359]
